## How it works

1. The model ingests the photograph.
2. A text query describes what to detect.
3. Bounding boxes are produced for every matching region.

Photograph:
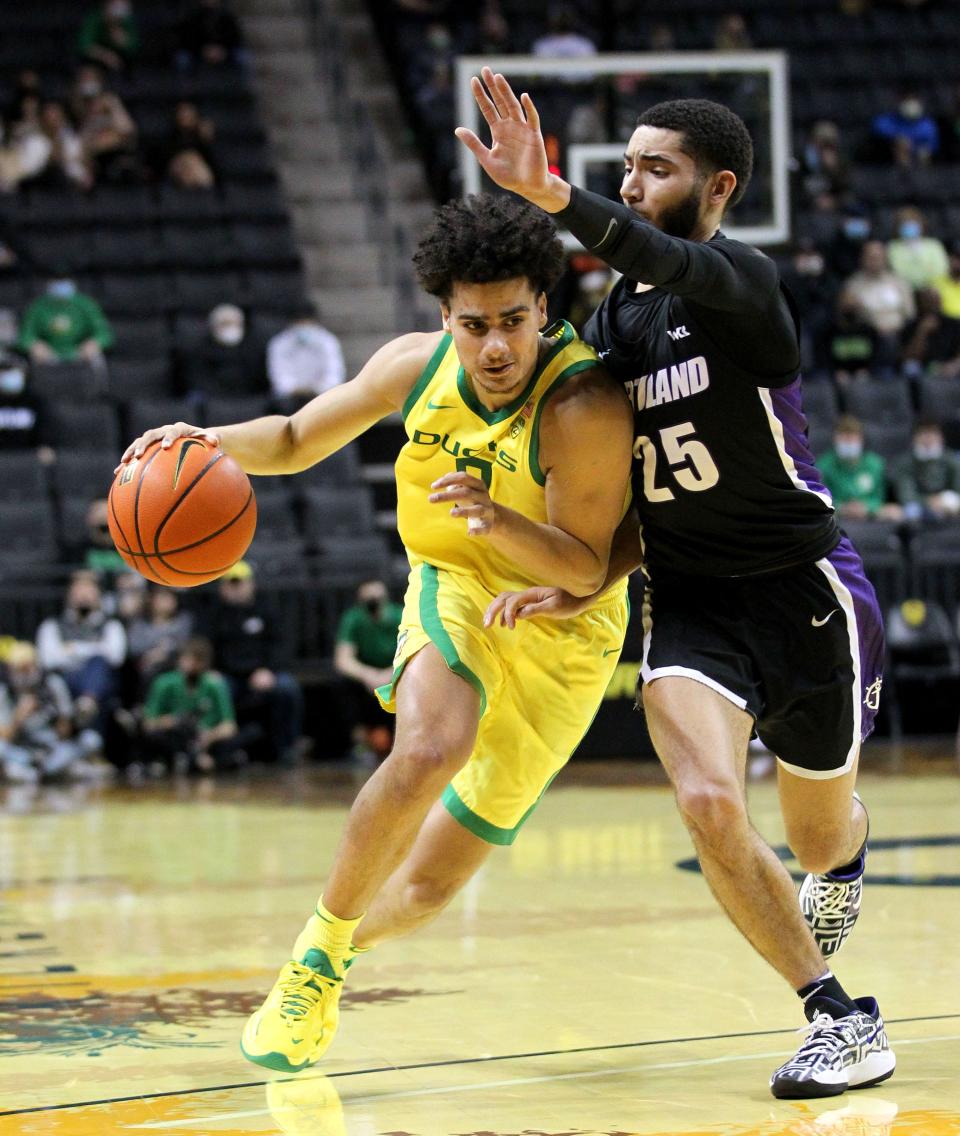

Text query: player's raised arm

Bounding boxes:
[117,333,437,475]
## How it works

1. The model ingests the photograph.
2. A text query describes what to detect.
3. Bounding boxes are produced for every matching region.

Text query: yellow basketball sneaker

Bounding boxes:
[241,945,345,1073]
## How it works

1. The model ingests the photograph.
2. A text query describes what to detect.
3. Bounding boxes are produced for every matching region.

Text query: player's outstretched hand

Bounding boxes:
[455,66,567,209]
[484,586,590,629]
[116,422,220,471]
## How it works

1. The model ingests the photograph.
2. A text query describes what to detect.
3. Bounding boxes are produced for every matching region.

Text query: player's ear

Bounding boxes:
[537,292,548,327]
[440,303,451,333]
[710,170,737,209]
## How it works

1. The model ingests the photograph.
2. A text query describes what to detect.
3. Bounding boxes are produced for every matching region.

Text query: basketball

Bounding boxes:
[108,437,257,587]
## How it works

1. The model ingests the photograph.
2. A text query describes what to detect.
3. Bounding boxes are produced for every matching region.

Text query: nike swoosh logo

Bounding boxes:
[173,438,205,490]
[802,983,824,1003]
[811,609,839,628]
[593,218,618,249]
[603,646,620,656]
[427,399,455,410]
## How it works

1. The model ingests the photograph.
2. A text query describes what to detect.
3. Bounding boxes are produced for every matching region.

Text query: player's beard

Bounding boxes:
[657,176,707,239]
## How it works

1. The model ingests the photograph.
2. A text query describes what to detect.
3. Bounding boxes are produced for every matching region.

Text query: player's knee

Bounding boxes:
[402,873,460,916]
[675,781,745,845]
[387,735,472,793]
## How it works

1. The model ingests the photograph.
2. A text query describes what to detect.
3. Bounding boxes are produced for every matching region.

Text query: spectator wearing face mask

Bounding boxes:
[932,243,960,321]
[35,570,127,734]
[818,415,903,522]
[872,92,939,167]
[16,275,114,365]
[77,0,141,73]
[0,353,55,464]
[836,240,915,375]
[334,579,402,765]
[780,241,839,374]
[887,207,949,291]
[901,288,960,380]
[177,303,264,398]
[891,419,960,522]
[265,304,346,412]
[799,120,849,210]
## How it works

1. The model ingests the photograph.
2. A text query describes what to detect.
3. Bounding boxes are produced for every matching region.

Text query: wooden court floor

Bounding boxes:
[0,750,958,1135]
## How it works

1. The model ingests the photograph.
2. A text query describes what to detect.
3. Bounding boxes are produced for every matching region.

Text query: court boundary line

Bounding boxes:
[3,1010,958,1118]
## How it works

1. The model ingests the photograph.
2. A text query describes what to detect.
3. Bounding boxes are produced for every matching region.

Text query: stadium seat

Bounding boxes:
[156,185,226,223]
[87,228,161,272]
[0,498,58,555]
[244,271,306,311]
[98,273,174,316]
[802,381,839,427]
[173,271,245,313]
[49,451,119,501]
[862,421,912,463]
[0,453,48,501]
[916,374,960,421]
[125,398,194,441]
[86,186,156,226]
[110,316,171,361]
[30,361,105,401]
[245,538,311,580]
[842,378,913,425]
[315,533,391,580]
[301,485,376,538]
[840,519,908,614]
[295,444,362,486]
[204,396,271,425]
[46,400,120,452]
[248,487,299,541]
[160,224,234,270]
[230,223,300,269]
[222,183,287,222]
[108,359,174,399]
[884,597,960,739]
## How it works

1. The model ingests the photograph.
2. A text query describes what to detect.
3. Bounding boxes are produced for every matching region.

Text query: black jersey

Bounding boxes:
[559,187,840,577]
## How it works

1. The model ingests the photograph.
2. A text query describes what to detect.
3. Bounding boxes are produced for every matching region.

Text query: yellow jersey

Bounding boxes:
[396,320,625,598]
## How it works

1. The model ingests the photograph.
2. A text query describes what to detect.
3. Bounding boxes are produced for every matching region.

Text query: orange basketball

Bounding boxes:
[108,437,257,587]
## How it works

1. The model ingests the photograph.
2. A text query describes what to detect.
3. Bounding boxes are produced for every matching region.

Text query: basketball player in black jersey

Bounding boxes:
[459,67,894,1100]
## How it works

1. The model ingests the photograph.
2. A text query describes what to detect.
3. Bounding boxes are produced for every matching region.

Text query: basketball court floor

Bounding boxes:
[1,749,958,1135]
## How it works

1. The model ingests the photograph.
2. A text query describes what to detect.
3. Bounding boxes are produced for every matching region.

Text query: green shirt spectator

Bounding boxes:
[890,419,960,520]
[77,1,141,72]
[336,596,403,671]
[145,669,234,731]
[17,280,115,362]
[820,449,887,516]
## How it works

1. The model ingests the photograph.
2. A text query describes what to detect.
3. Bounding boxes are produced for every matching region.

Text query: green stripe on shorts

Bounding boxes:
[419,564,487,715]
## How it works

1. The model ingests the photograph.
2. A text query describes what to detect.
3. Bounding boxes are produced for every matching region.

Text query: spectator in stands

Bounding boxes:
[891,418,960,522]
[887,206,949,291]
[0,352,54,464]
[127,586,193,691]
[827,203,874,280]
[69,64,108,124]
[901,287,960,380]
[27,100,92,190]
[77,0,141,74]
[81,498,130,583]
[932,242,960,320]
[532,9,597,60]
[780,240,839,374]
[178,303,264,398]
[799,120,849,210]
[158,101,216,185]
[0,210,29,277]
[334,578,402,766]
[0,94,48,192]
[202,561,303,764]
[872,91,939,167]
[79,90,141,184]
[0,641,105,782]
[168,150,215,190]
[17,274,114,365]
[713,11,752,50]
[266,305,346,411]
[837,240,915,374]
[818,416,903,522]
[142,636,240,773]
[175,0,247,70]
[4,69,42,123]
[36,569,126,733]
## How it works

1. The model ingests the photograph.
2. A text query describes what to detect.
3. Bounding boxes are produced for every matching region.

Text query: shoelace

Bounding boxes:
[785,1012,862,1069]
[277,963,336,1020]
[806,877,857,918]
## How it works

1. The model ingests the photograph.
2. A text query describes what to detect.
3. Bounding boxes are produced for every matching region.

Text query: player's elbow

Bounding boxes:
[563,559,606,597]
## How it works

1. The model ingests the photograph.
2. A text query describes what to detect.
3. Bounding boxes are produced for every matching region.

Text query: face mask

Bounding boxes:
[914,443,943,461]
[213,325,244,346]
[73,603,94,618]
[835,440,862,461]
[796,255,824,277]
[899,221,922,240]
[900,99,923,120]
[0,368,25,395]
[78,79,102,98]
[363,597,383,616]
[47,280,76,299]
[107,0,130,16]
[843,218,870,240]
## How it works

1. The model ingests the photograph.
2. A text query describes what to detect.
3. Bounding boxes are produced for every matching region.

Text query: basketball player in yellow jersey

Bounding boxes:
[119,194,633,1072]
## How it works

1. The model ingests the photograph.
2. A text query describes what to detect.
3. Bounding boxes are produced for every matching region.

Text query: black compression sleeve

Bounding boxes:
[554,185,780,313]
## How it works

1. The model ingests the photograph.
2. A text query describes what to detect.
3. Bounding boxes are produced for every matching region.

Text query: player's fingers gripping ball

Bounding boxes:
[108,437,257,586]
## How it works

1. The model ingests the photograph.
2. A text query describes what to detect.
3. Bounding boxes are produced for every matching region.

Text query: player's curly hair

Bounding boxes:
[636,99,754,208]
[413,194,565,302]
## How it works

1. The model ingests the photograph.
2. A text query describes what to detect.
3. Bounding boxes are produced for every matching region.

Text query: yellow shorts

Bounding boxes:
[376,563,628,845]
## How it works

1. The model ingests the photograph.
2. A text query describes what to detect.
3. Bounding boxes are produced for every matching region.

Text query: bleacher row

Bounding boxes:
[0,383,384,586]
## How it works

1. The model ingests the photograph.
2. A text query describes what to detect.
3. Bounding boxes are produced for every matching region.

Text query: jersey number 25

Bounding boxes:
[634,422,720,503]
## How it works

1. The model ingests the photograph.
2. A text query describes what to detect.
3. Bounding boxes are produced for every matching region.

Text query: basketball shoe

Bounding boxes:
[241,914,348,1072]
[799,794,867,958]
[770,996,895,1099]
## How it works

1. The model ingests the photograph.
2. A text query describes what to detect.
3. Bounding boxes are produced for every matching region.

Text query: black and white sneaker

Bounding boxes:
[800,794,868,958]
[770,996,896,1100]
